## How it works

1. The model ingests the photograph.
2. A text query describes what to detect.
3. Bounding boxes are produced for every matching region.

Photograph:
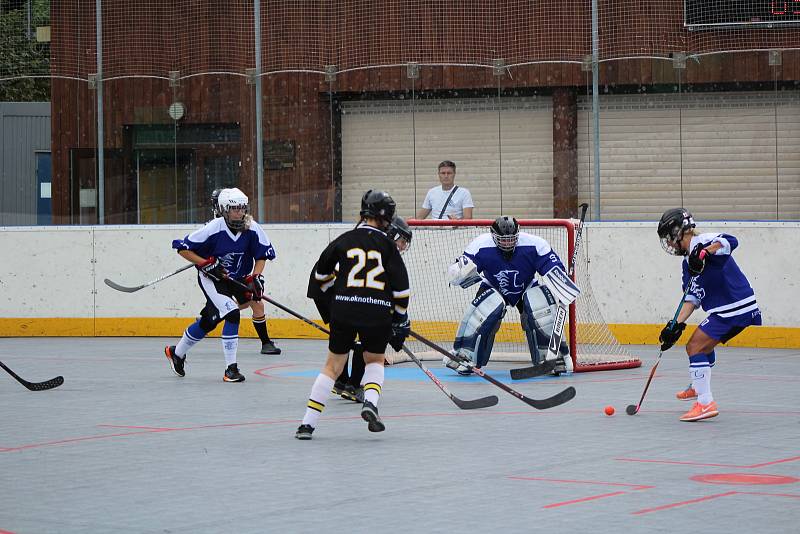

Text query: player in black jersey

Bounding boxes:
[331,216,413,403]
[296,191,411,439]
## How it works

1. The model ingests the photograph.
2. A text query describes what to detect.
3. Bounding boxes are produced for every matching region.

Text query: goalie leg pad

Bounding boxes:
[453,288,506,369]
[520,312,542,365]
[523,285,570,360]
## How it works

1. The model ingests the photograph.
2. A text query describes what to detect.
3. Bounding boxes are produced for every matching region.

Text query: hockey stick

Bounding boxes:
[409,330,576,410]
[511,202,589,380]
[224,278,499,410]
[625,255,705,416]
[400,347,499,409]
[104,263,195,293]
[0,360,64,391]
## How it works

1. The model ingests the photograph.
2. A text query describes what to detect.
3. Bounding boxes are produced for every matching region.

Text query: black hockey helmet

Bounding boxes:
[491,216,519,259]
[211,188,222,218]
[387,216,412,252]
[657,208,695,256]
[360,189,396,225]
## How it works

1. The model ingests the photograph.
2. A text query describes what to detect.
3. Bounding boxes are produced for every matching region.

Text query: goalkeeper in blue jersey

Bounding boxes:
[445,216,580,375]
[657,208,762,422]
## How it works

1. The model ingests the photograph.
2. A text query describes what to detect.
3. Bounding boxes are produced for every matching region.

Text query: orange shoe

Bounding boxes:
[680,401,719,422]
[676,386,697,401]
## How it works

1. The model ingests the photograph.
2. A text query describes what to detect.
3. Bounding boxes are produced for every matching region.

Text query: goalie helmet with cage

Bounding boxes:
[359,189,396,226]
[217,188,249,231]
[387,216,412,253]
[491,216,519,259]
[657,208,695,256]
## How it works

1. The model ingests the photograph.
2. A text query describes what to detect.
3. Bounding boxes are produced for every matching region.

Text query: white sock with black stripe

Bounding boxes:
[361,362,384,406]
[302,374,334,427]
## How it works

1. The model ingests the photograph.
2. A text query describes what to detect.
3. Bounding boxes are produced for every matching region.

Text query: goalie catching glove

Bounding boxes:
[198,256,228,281]
[389,313,411,352]
[659,321,686,351]
[245,273,265,299]
[447,256,481,288]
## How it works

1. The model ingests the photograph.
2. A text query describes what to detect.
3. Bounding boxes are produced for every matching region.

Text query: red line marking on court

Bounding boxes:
[509,476,654,509]
[632,490,800,515]
[98,425,176,430]
[3,409,548,452]
[253,363,301,378]
[0,429,178,452]
[692,473,799,485]
[615,455,800,469]
[0,528,17,534]
[735,490,800,498]
[543,491,629,508]
[747,455,800,468]
[508,476,653,490]
[632,491,738,514]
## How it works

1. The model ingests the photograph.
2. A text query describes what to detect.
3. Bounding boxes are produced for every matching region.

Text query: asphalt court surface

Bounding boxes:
[1,337,798,533]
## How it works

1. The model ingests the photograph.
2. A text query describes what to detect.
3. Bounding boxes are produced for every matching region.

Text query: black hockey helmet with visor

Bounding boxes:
[387,216,412,253]
[360,189,396,226]
[657,207,695,256]
[491,216,519,259]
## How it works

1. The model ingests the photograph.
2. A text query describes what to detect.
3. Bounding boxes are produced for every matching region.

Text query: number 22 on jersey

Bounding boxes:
[346,248,385,289]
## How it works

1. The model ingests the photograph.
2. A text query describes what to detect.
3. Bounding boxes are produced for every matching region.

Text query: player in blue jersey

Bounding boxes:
[445,216,580,375]
[164,187,277,382]
[657,208,761,422]
[211,189,281,355]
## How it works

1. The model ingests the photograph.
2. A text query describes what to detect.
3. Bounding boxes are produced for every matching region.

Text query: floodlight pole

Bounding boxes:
[254,0,265,222]
[591,0,601,221]
[96,0,105,223]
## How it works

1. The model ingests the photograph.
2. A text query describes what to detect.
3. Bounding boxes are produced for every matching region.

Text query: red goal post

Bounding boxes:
[389,218,640,372]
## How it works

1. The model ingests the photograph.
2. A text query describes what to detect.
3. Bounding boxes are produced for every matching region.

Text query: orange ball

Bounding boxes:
[604,405,615,416]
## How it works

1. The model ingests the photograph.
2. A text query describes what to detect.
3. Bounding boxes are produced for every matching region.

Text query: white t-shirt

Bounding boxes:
[421,185,474,219]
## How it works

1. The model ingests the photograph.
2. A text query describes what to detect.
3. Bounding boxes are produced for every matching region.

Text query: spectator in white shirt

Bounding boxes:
[415,160,474,220]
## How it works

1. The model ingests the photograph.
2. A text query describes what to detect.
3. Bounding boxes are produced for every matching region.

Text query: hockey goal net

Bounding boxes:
[387,219,640,372]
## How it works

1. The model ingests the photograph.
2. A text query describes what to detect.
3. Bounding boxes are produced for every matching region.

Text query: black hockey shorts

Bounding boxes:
[328,320,392,355]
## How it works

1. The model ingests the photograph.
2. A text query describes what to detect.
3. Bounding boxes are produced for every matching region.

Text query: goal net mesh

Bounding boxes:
[388,219,640,372]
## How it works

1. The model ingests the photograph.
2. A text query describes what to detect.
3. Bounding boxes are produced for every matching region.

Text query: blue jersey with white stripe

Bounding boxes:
[683,233,759,320]
[172,217,275,280]
[462,233,565,307]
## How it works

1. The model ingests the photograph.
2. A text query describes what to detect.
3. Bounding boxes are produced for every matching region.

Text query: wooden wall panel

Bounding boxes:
[50,2,800,223]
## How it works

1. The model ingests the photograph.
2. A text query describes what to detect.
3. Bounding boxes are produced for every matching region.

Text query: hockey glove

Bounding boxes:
[687,244,707,275]
[245,273,265,299]
[389,313,411,352]
[198,256,228,281]
[659,321,686,351]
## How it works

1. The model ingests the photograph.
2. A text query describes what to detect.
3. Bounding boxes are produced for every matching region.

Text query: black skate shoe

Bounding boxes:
[341,384,364,403]
[260,340,281,355]
[295,424,314,440]
[331,380,346,396]
[223,363,245,382]
[164,346,185,377]
[361,400,385,432]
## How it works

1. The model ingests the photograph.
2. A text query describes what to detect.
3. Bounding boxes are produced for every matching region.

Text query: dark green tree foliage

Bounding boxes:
[0,0,50,101]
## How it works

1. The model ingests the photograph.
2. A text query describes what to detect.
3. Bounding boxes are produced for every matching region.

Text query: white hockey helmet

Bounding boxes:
[217,188,249,230]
